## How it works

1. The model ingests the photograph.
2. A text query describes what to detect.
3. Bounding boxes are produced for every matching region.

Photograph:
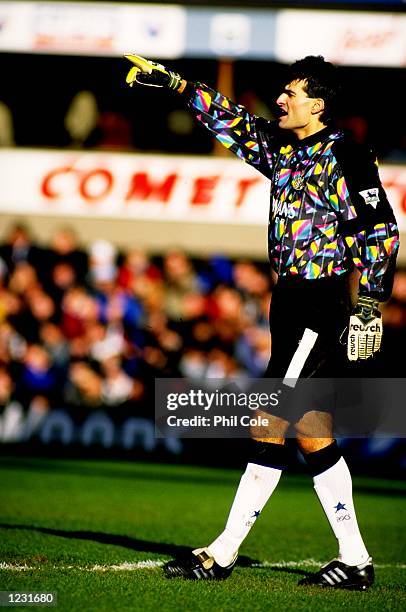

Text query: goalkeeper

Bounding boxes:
[124,54,399,589]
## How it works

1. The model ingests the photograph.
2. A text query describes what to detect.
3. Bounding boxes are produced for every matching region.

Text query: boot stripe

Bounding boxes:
[323,572,335,585]
[335,567,348,580]
[328,569,342,583]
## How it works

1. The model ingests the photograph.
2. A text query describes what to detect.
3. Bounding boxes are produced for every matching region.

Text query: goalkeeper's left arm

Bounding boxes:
[331,142,400,361]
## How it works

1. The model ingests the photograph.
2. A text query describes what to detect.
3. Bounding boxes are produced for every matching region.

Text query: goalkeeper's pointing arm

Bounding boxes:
[123,54,268,169]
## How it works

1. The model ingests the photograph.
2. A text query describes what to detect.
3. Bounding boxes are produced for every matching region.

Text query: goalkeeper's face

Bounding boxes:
[276,79,324,133]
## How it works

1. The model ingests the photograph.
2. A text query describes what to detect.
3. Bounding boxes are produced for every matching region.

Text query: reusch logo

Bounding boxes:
[349,334,357,356]
[350,323,380,332]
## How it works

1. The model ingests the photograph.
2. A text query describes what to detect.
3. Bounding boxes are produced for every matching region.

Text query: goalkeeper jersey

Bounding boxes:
[187,83,400,301]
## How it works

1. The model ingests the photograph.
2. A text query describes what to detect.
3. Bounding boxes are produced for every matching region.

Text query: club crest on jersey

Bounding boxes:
[272,199,296,219]
[359,188,379,209]
[291,173,305,190]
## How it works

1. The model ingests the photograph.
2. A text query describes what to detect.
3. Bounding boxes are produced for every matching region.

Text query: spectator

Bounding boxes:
[17,344,60,406]
[118,249,161,290]
[61,287,99,340]
[48,227,88,285]
[163,250,199,321]
[47,262,78,310]
[96,111,132,149]
[0,101,14,146]
[0,366,25,442]
[87,321,126,363]
[0,224,46,273]
[64,90,99,147]
[100,356,142,406]
[64,361,103,408]
[39,322,69,369]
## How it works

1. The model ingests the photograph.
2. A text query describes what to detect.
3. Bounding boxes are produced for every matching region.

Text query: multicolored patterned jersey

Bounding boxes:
[187,83,400,301]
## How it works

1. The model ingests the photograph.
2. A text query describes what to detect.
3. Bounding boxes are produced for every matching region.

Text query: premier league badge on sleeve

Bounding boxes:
[359,188,380,209]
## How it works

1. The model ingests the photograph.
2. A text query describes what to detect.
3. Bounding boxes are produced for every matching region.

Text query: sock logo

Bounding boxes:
[336,513,351,522]
[245,510,261,527]
[334,502,351,522]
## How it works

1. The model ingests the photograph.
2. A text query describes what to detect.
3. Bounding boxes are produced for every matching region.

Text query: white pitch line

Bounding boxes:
[0,561,165,572]
[1,559,405,572]
[254,560,406,570]
[253,559,321,569]
[0,562,34,571]
[89,561,165,572]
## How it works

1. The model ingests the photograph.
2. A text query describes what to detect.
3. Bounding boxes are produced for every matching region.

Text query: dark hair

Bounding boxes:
[286,55,340,124]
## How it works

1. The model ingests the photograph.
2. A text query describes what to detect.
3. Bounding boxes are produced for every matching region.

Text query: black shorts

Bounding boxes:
[262,275,354,423]
[265,274,352,379]
[258,275,388,432]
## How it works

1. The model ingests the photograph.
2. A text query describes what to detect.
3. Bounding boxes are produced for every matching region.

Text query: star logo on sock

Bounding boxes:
[334,502,347,513]
[251,510,261,519]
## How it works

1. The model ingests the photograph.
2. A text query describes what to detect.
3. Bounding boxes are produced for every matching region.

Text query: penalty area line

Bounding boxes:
[1,559,406,572]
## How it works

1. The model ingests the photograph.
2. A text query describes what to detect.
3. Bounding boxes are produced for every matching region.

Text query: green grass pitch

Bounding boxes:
[0,456,405,611]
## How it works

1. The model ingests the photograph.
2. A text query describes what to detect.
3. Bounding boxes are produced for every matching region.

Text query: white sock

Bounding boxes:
[207,462,282,567]
[313,456,370,566]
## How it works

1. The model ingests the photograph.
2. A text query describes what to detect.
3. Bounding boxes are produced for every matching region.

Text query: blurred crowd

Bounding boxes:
[0,223,273,438]
[0,223,405,442]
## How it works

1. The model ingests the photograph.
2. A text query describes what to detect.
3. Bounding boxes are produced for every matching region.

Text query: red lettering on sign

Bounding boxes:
[125,172,177,202]
[342,29,393,50]
[41,166,73,199]
[382,174,406,217]
[79,168,113,201]
[235,178,260,207]
[191,176,219,205]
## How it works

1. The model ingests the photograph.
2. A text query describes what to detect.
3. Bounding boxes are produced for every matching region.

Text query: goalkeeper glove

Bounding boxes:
[124,54,183,91]
[347,295,382,361]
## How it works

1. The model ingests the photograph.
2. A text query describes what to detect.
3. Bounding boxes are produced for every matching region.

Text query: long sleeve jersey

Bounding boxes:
[187,83,400,301]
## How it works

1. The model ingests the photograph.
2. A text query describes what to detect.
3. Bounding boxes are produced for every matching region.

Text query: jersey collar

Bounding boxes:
[296,126,338,148]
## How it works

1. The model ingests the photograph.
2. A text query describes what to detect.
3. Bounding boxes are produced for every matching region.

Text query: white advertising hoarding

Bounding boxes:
[0,150,269,223]
[0,2,34,52]
[0,2,186,58]
[275,10,406,67]
[0,149,405,231]
[0,2,404,66]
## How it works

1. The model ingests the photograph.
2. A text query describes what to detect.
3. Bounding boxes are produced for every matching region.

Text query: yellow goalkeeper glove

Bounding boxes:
[124,54,183,91]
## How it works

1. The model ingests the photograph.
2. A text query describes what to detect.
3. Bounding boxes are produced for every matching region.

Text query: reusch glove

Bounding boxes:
[347,295,382,361]
[124,54,182,90]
